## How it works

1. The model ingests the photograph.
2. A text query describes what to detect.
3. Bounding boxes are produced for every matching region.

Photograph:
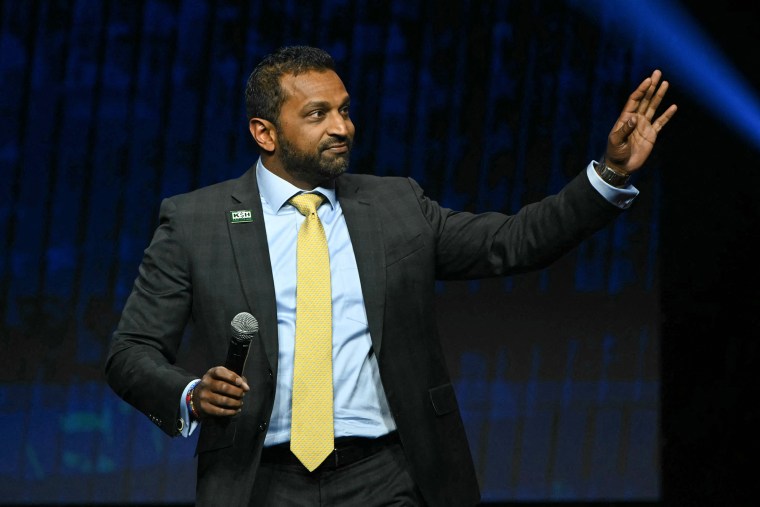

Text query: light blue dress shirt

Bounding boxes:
[254,159,397,446]
[179,160,637,438]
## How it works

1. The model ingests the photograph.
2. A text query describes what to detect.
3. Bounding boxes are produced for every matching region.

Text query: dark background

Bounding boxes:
[660,1,760,503]
[2,0,759,504]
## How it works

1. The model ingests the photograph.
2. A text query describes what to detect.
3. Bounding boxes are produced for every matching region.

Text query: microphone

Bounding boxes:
[225,312,258,376]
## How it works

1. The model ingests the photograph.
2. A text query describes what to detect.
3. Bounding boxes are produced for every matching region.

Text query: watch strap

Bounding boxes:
[595,157,630,187]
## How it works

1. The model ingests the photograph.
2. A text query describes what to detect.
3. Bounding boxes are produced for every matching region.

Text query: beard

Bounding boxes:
[278,134,352,187]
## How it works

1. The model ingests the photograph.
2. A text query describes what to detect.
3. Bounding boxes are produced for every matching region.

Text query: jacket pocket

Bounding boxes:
[429,383,457,416]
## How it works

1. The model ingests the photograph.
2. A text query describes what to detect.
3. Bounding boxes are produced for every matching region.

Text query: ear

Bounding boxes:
[249,118,277,152]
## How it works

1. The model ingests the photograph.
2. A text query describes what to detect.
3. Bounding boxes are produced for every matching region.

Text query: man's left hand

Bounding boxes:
[605,69,678,174]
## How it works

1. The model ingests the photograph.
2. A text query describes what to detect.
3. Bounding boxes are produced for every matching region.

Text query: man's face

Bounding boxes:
[273,70,354,188]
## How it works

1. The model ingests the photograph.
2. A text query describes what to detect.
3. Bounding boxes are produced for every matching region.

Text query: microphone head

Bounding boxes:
[231,312,258,342]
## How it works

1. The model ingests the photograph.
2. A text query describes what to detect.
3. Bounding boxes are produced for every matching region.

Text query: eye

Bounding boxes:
[308,109,326,119]
[340,106,351,117]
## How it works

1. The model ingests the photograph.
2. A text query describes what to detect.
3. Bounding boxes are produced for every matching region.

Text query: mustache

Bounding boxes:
[319,136,352,151]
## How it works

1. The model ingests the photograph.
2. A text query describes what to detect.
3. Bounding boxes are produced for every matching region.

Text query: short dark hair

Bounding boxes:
[244,46,336,125]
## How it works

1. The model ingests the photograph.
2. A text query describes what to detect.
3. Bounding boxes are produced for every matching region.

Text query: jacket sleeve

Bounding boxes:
[104,197,198,437]
[415,170,625,280]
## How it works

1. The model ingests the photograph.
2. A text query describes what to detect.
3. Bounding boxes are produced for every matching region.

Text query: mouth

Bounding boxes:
[323,143,349,154]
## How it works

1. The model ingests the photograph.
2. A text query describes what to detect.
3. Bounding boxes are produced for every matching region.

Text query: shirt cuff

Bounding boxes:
[586,161,638,209]
[179,379,201,437]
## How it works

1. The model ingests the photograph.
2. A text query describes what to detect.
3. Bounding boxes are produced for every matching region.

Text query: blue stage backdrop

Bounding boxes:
[1,0,661,503]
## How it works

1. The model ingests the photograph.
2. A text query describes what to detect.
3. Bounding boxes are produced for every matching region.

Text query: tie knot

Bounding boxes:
[289,193,325,217]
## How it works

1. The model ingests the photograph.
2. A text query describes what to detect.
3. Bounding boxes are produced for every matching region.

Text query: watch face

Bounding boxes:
[599,163,629,187]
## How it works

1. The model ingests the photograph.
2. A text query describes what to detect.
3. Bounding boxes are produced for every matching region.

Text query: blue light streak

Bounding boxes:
[569,0,760,149]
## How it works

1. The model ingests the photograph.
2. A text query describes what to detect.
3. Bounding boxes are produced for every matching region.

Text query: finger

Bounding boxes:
[207,366,249,391]
[646,79,670,120]
[620,76,652,114]
[228,373,250,391]
[208,366,238,382]
[205,391,245,409]
[636,70,660,115]
[648,69,662,90]
[201,399,242,417]
[206,378,247,399]
[609,116,637,146]
[652,103,678,132]
[195,387,245,416]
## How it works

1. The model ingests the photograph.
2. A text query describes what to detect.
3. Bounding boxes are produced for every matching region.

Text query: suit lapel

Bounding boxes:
[337,176,387,356]
[227,168,279,374]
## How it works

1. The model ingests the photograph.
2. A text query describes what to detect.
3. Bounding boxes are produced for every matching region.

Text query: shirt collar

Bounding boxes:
[256,158,337,213]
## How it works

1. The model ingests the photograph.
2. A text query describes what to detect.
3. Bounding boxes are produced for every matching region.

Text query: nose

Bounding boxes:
[327,110,351,138]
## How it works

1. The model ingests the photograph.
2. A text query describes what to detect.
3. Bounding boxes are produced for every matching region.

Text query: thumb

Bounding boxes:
[610,117,637,147]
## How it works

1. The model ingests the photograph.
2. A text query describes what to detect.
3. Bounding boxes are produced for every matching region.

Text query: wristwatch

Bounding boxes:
[594,157,630,187]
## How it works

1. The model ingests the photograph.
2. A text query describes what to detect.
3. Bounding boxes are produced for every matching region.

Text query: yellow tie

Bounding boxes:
[288,193,334,471]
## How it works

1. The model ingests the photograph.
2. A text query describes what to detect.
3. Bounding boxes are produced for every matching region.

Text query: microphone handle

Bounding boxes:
[225,339,251,375]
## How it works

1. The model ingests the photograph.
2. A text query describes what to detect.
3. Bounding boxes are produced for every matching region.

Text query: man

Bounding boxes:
[105,46,676,506]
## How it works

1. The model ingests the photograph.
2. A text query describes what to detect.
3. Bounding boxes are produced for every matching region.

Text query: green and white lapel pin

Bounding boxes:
[228,210,253,223]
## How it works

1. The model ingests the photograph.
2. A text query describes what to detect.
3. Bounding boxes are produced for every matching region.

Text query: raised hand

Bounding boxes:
[605,69,677,174]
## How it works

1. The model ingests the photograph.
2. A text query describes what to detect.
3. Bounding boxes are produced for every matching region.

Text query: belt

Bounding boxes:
[261,431,400,471]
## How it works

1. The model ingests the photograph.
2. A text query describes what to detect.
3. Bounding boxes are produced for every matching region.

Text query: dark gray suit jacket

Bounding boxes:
[105,166,622,506]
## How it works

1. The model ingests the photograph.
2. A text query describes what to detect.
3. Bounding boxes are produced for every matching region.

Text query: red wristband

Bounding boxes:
[186,380,201,420]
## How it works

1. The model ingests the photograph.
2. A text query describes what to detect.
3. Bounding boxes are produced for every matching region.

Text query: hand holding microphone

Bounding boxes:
[191,312,258,419]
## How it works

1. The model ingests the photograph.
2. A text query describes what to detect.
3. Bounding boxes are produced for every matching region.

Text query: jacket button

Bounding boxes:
[258,421,268,432]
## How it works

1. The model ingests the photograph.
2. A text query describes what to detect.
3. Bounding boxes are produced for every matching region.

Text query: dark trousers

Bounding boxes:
[251,439,427,506]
